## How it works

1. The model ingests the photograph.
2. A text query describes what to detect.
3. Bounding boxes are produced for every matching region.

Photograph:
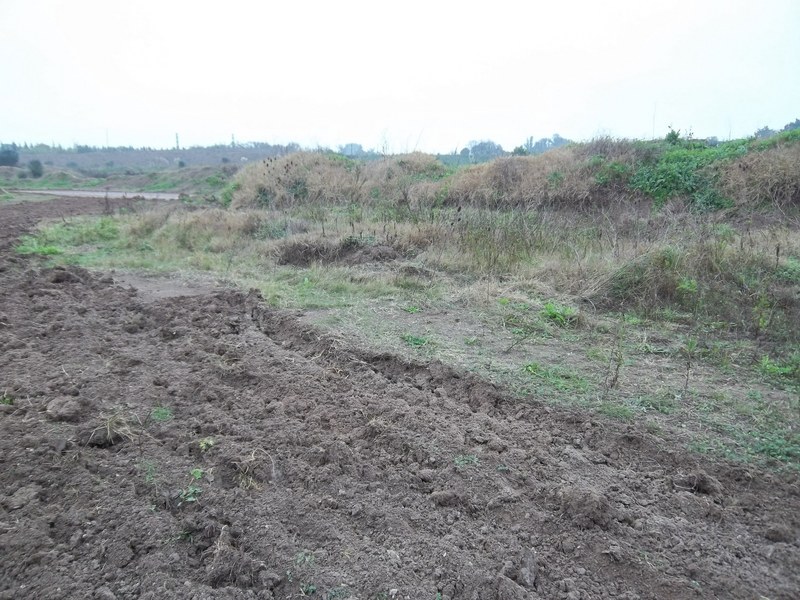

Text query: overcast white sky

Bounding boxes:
[2,0,798,153]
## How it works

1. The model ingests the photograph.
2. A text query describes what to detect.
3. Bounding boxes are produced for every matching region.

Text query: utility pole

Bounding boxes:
[175,133,180,150]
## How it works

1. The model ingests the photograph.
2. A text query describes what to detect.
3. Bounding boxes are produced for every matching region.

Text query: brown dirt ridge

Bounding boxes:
[1,197,799,600]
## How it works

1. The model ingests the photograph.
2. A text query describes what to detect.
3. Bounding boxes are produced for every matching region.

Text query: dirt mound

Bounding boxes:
[277,236,401,267]
[1,197,799,600]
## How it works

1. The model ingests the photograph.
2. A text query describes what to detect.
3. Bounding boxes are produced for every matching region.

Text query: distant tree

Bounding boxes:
[551,133,569,148]
[524,136,535,154]
[665,127,681,145]
[754,126,776,139]
[781,118,800,132]
[469,140,505,163]
[28,159,44,178]
[339,143,364,157]
[512,146,528,156]
[0,145,19,166]
[525,134,573,155]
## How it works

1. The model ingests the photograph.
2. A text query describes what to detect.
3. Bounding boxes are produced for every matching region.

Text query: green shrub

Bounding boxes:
[28,160,44,178]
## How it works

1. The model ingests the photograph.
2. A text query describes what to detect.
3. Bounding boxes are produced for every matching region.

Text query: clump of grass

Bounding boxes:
[150,406,173,422]
[198,437,216,452]
[758,353,800,388]
[401,333,429,348]
[15,236,63,256]
[597,402,636,421]
[540,300,579,327]
[523,362,590,393]
[635,391,678,414]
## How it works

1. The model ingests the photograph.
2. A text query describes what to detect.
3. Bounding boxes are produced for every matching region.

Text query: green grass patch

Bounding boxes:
[597,402,636,421]
[523,362,590,394]
[635,391,678,414]
[15,236,63,255]
[540,300,578,328]
[401,333,430,348]
[150,406,173,422]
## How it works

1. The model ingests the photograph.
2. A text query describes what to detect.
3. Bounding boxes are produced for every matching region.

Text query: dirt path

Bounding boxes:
[0,197,798,599]
[9,189,182,201]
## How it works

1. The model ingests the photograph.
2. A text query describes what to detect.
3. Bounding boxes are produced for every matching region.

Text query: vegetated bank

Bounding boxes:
[228,130,800,351]
[14,131,800,469]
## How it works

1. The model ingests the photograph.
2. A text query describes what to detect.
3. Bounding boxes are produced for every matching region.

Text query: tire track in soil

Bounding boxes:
[0,197,798,600]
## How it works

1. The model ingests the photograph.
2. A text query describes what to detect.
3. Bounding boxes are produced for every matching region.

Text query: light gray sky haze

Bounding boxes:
[2,0,798,152]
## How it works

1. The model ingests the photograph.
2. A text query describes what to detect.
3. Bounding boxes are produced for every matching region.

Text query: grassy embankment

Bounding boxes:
[0,164,239,197]
[15,131,800,468]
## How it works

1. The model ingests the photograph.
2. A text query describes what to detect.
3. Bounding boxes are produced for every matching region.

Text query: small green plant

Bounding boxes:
[325,587,350,600]
[403,305,421,313]
[198,437,216,452]
[454,454,479,468]
[300,583,317,596]
[401,333,429,348]
[190,468,204,480]
[0,393,13,405]
[540,300,578,328]
[150,406,173,422]
[179,484,202,504]
[175,529,194,543]
[141,460,157,484]
[295,550,315,566]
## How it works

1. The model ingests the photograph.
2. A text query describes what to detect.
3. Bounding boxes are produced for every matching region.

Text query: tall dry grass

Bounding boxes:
[717,143,800,210]
[231,152,448,211]
[209,139,800,343]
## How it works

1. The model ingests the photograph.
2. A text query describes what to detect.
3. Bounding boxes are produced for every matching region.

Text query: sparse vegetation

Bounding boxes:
[401,333,430,348]
[178,484,202,504]
[454,454,479,468]
[14,133,800,469]
[150,406,173,422]
[198,437,216,452]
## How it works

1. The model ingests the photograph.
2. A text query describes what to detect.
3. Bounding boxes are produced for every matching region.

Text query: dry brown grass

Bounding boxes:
[442,150,597,208]
[717,143,800,210]
[231,151,448,212]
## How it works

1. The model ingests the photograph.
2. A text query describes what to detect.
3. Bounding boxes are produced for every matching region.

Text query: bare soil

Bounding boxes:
[1,197,798,600]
